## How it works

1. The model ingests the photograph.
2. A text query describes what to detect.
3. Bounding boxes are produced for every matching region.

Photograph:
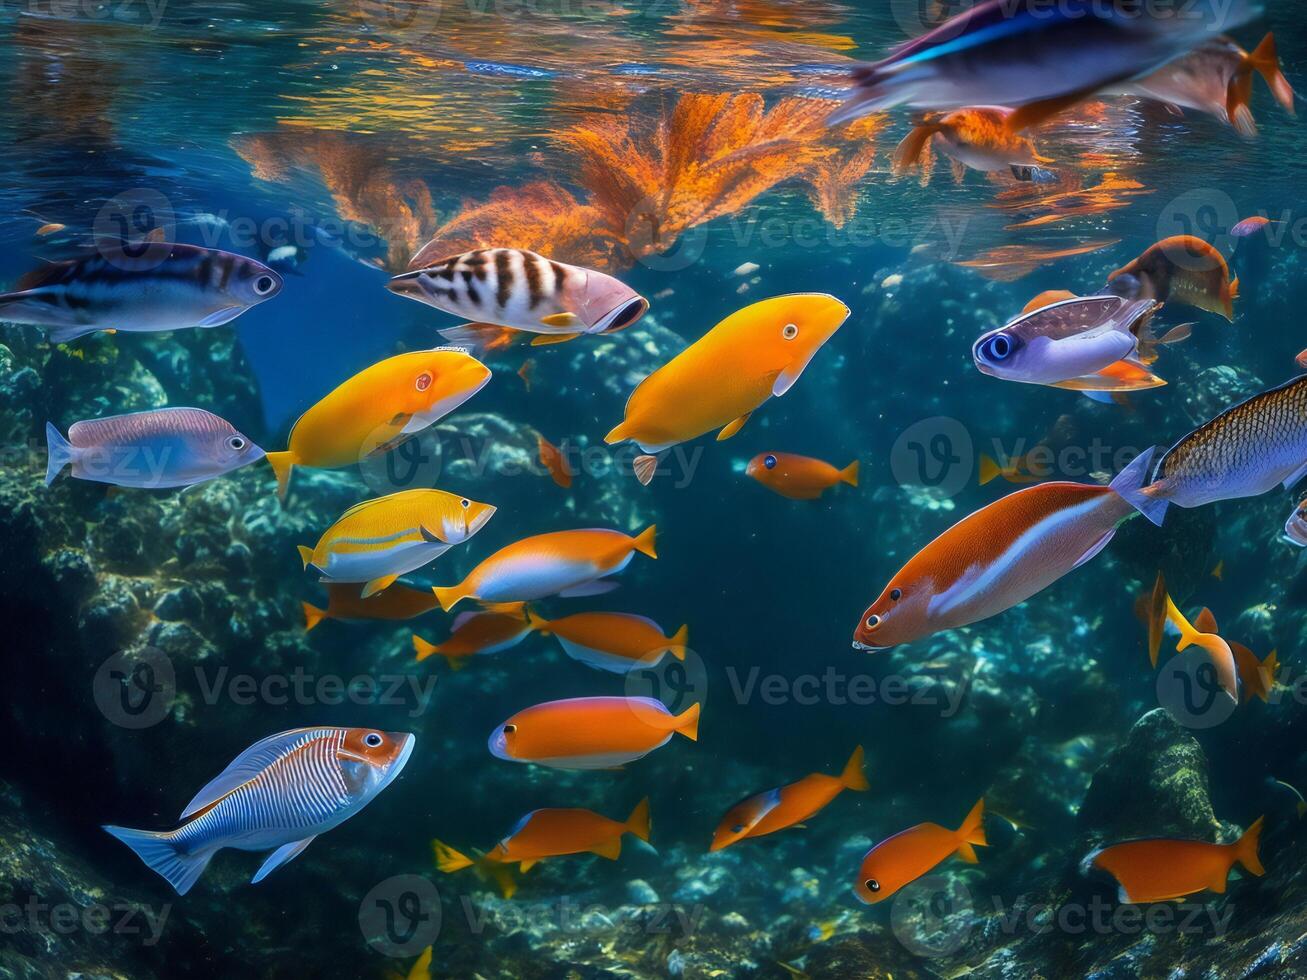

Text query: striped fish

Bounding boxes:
[1130,374,1307,526]
[0,242,282,343]
[45,407,265,489]
[104,727,414,895]
[387,248,648,347]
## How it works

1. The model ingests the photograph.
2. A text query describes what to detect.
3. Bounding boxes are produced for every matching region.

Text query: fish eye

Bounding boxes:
[865,615,880,629]
[731,824,745,833]
[254,275,276,295]
[610,298,646,330]
[865,878,880,892]
[503,724,516,734]
[364,732,383,748]
[227,436,246,451]
[890,588,902,602]
[461,498,470,508]
[782,323,799,340]
[981,333,1016,362]
[416,372,433,392]
[764,454,777,469]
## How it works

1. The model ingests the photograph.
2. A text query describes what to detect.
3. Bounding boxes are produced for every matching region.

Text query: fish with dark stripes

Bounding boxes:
[387,248,648,348]
[45,407,265,489]
[0,242,282,343]
[104,727,414,894]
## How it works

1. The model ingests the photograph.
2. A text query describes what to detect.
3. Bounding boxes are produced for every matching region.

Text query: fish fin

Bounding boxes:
[195,306,246,328]
[252,836,316,884]
[633,524,657,558]
[436,322,523,357]
[978,454,1002,486]
[265,451,294,500]
[590,838,622,861]
[668,625,689,661]
[626,797,652,842]
[1072,528,1116,570]
[518,859,538,873]
[1195,607,1219,634]
[557,579,620,598]
[891,122,939,174]
[530,332,582,346]
[956,841,980,864]
[361,574,399,599]
[840,460,859,487]
[1226,65,1258,137]
[412,634,439,662]
[633,454,658,486]
[1005,86,1099,132]
[1108,447,1168,527]
[1235,817,1266,876]
[302,601,326,632]
[297,545,315,569]
[432,584,467,612]
[1281,459,1307,490]
[432,839,474,873]
[673,702,701,741]
[1249,33,1295,114]
[539,312,581,328]
[717,413,751,441]
[418,525,444,544]
[1166,597,1240,702]
[47,323,103,344]
[180,729,322,819]
[487,864,518,899]
[840,745,869,791]
[1147,572,1167,668]
[44,421,72,486]
[1158,323,1194,346]
[444,655,469,672]
[102,826,213,896]
[957,798,987,848]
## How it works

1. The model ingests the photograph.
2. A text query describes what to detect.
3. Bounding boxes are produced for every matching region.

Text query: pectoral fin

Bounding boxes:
[717,413,751,441]
[531,332,583,346]
[362,574,399,598]
[251,836,317,883]
[540,312,581,328]
[590,838,622,860]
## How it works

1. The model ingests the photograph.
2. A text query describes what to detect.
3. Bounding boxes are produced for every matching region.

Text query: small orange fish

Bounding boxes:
[711,747,868,851]
[489,696,699,769]
[1164,596,1239,702]
[1109,236,1238,321]
[1192,607,1279,703]
[527,610,687,673]
[518,358,535,390]
[303,582,440,631]
[893,107,1051,177]
[1231,215,1277,237]
[537,434,573,488]
[1081,818,1264,903]
[412,602,531,670]
[856,799,986,903]
[1211,559,1224,581]
[746,452,858,500]
[35,222,65,237]
[490,799,651,868]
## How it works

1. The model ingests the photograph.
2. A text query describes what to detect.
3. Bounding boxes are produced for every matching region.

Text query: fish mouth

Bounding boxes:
[386,271,437,305]
[466,503,497,536]
[487,727,511,761]
[377,733,416,791]
[598,296,649,334]
[851,639,889,652]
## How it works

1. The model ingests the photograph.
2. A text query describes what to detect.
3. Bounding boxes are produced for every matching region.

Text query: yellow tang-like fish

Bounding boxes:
[605,294,849,484]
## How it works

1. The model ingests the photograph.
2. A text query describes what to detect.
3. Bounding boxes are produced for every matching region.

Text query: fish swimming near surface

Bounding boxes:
[853,449,1158,651]
[264,348,491,499]
[1108,236,1239,321]
[526,610,688,673]
[710,747,868,852]
[1284,496,1307,546]
[537,434,573,488]
[411,602,532,670]
[489,696,700,769]
[299,489,496,597]
[605,294,849,485]
[103,727,414,895]
[1081,818,1264,903]
[827,0,1258,127]
[892,106,1052,179]
[0,242,282,342]
[1118,33,1293,137]
[856,799,987,903]
[1164,596,1240,703]
[1127,374,1307,527]
[746,452,859,499]
[46,408,264,489]
[387,248,648,347]
[432,526,656,611]
[302,581,441,632]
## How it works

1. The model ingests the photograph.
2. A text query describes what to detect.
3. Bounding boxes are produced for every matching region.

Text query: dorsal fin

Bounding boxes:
[13,260,74,293]
[180,728,326,819]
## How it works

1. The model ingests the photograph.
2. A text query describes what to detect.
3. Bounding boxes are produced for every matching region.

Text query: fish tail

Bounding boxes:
[668,624,689,661]
[486,863,518,899]
[523,607,551,635]
[1234,817,1266,876]
[411,634,440,662]
[625,797,652,843]
[1259,650,1280,702]
[672,702,700,742]
[431,838,475,873]
[954,798,987,863]
[978,453,1003,486]
[44,421,72,486]
[1226,63,1258,137]
[296,545,315,570]
[1227,276,1239,319]
[432,584,468,612]
[302,601,326,632]
[266,451,295,501]
[840,745,870,792]
[103,825,213,896]
[840,460,859,487]
[1248,33,1295,115]
[1108,447,1169,527]
[1165,594,1199,651]
[632,524,657,559]
[891,122,939,174]
[1146,572,1167,668]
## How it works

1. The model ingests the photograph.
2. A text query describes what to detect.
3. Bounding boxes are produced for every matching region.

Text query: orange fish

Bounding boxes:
[1298,348,1307,371]
[518,358,535,390]
[526,610,688,673]
[893,107,1051,177]
[1191,607,1279,703]
[1143,571,1168,667]
[745,452,859,500]
[489,696,699,769]
[711,747,868,852]
[1231,215,1278,237]
[433,526,656,611]
[1211,559,1224,581]
[302,582,440,631]
[1164,596,1239,703]
[605,294,850,485]
[537,434,573,488]
[490,799,651,868]
[411,602,532,670]
[431,839,518,899]
[1108,236,1238,321]
[1081,818,1264,903]
[856,799,987,903]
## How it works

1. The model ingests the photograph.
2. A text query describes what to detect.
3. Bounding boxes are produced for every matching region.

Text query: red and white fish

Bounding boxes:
[104,727,414,894]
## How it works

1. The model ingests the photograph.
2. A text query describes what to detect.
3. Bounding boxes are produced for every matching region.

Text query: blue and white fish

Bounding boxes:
[45,407,265,489]
[104,727,414,895]
[0,241,282,342]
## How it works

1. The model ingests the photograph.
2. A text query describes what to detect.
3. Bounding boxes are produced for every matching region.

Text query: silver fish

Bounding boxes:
[387,248,648,345]
[1123,375,1307,526]
[0,242,282,342]
[104,727,414,894]
[45,407,265,489]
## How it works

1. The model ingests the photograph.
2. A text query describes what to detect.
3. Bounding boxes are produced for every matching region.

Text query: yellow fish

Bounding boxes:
[266,349,490,499]
[604,294,849,484]
[298,489,496,597]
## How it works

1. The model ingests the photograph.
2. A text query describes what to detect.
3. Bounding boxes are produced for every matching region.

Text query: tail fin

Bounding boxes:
[1249,33,1294,114]
[979,453,1003,486]
[103,825,213,895]
[840,745,870,791]
[840,460,859,487]
[673,702,700,741]
[1109,447,1168,527]
[1226,64,1258,137]
[1146,572,1167,667]
[432,839,517,897]
[44,422,72,486]
[302,602,327,632]
[892,123,939,174]
[954,798,987,864]
[412,634,440,662]
[625,797,652,842]
[668,624,689,661]
[633,525,657,559]
[523,607,551,635]
[1233,817,1265,876]
[297,545,315,570]
[266,451,294,501]
[432,838,474,873]
[432,584,467,612]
